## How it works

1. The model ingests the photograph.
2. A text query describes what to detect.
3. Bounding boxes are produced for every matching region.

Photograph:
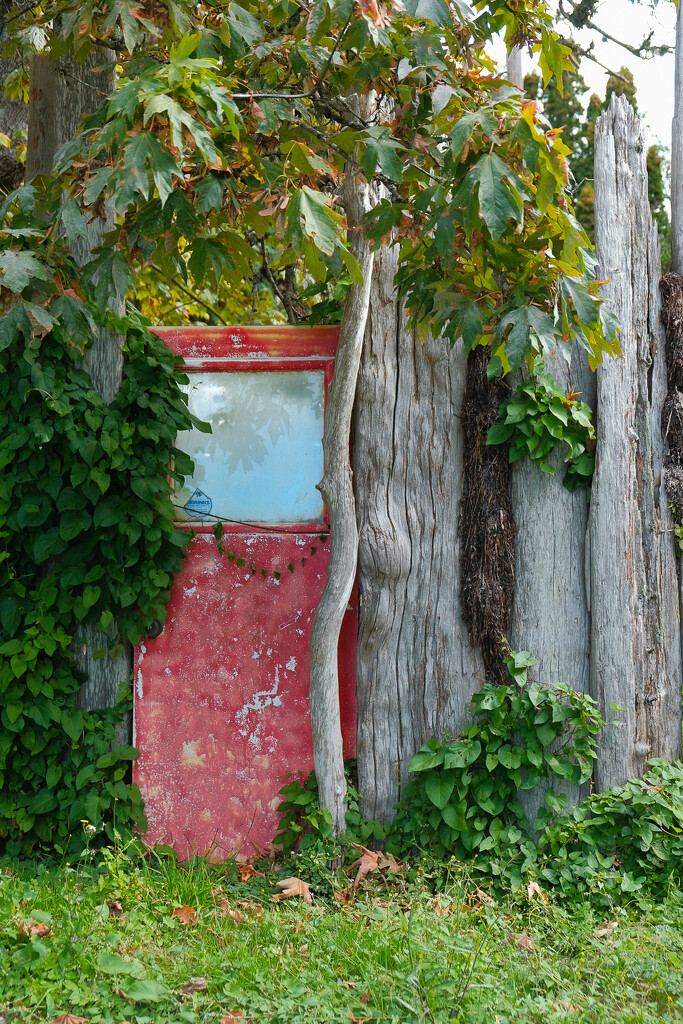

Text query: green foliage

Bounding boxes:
[486,367,596,491]
[387,651,603,890]
[4,0,619,373]
[539,760,683,903]
[2,852,683,1023]
[0,191,201,855]
[275,766,386,882]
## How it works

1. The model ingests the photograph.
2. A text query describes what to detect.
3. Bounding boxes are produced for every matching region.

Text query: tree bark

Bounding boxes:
[28,51,129,717]
[353,244,485,823]
[671,1,683,276]
[510,350,593,824]
[0,25,28,193]
[590,94,682,790]
[310,173,374,833]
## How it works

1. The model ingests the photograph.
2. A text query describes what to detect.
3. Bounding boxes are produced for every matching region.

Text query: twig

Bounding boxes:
[150,263,228,324]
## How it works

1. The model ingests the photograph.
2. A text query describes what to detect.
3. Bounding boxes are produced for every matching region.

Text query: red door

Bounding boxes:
[133,327,356,859]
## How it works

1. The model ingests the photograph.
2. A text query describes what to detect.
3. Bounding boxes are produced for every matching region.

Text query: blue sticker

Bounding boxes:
[184,488,213,516]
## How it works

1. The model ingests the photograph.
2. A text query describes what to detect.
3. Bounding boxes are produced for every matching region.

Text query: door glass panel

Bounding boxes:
[174,370,325,524]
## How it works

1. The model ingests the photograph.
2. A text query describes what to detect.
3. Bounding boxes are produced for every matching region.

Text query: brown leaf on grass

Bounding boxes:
[220,1012,246,1024]
[340,980,356,990]
[237,899,262,920]
[16,918,53,938]
[556,1002,577,1013]
[272,877,312,905]
[527,881,550,904]
[596,919,618,938]
[172,905,197,925]
[350,847,380,886]
[50,1016,88,1024]
[293,920,304,933]
[348,1011,371,1024]
[180,976,208,995]
[238,864,264,883]
[360,992,371,1004]
[507,930,534,952]
[334,886,354,905]
[430,897,449,918]
[108,900,124,918]
[218,899,246,923]
[467,887,495,908]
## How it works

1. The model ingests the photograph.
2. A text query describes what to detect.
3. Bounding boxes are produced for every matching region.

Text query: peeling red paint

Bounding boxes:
[134,534,356,859]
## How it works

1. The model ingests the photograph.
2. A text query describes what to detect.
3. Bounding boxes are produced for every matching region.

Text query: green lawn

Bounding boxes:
[0,847,681,1024]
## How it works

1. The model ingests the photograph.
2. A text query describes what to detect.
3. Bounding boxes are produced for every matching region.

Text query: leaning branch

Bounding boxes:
[309,166,374,835]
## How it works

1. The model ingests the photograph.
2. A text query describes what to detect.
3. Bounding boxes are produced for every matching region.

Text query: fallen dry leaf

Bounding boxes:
[293,920,304,933]
[16,918,53,938]
[596,919,618,938]
[299,943,308,953]
[430,897,449,918]
[468,887,495,908]
[237,899,262,919]
[238,864,264,883]
[272,876,312,905]
[172,905,197,925]
[350,847,380,886]
[348,1011,371,1024]
[508,930,534,952]
[341,980,356,989]
[50,1016,88,1024]
[334,887,354,906]
[556,1002,577,1013]
[108,900,124,918]
[360,992,371,1004]
[181,976,209,995]
[527,881,549,904]
[220,1012,245,1024]
[218,899,246,923]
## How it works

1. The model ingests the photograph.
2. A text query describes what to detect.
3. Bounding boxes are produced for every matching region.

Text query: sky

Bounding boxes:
[499,1,678,152]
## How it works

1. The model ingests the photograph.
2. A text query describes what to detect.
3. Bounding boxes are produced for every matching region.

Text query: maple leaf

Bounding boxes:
[508,930,534,953]
[218,899,246,923]
[358,0,387,27]
[108,900,124,918]
[467,887,495,908]
[237,864,264,883]
[526,881,549,904]
[172,905,197,925]
[272,876,312,905]
[349,845,380,886]
[50,1016,88,1024]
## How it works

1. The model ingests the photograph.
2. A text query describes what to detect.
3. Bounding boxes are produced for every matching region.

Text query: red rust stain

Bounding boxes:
[133,533,356,859]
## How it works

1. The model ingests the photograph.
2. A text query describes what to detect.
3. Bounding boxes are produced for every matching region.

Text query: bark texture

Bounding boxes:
[590,94,682,790]
[28,51,128,716]
[672,1,683,276]
[510,351,594,824]
[310,174,374,833]
[354,243,485,823]
[0,19,27,193]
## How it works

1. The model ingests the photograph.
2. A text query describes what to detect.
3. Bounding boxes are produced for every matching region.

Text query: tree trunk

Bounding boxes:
[671,1,683,276]
[310,175,374,834]
[353,244,485,823]
[0,24,28,193]
[28,51,129,717]
[510,350,593,824]
[590,94,682,790]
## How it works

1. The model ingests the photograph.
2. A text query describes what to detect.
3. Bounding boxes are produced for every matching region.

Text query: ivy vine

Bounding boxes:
[0,280,200,854]
[486,367,596,491]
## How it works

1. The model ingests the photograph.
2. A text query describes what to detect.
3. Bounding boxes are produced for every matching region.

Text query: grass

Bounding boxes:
[0,842,682,1024]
